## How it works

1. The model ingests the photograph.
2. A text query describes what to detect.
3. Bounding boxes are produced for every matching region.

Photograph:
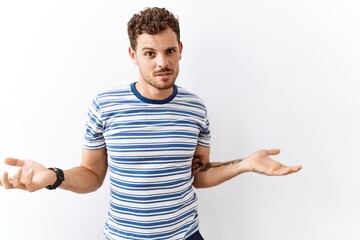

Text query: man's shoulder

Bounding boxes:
[176,85,206,105]
[94,84,132,101]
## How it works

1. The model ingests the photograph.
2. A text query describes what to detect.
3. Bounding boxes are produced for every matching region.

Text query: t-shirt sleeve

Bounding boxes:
[197,109,211,147]
[83,96,106,150]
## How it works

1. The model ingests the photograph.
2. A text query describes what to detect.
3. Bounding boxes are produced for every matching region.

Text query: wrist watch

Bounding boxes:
[46,167,65,190]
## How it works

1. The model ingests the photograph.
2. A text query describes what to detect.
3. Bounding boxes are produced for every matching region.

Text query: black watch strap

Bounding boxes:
[46,167,64,190]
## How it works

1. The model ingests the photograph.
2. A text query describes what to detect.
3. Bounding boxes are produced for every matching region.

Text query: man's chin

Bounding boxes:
[157,83,175,90]
[154,79,175,90]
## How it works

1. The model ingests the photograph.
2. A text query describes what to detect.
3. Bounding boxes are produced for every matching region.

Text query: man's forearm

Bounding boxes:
[59,166,104,194]
[192,149,302,188]
[192,158,250,188]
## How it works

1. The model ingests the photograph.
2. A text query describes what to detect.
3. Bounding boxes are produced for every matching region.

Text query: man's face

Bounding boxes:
[129,28,183,91]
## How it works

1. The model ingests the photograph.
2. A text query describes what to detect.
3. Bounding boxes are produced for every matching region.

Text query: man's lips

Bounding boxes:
[155,71,173,76]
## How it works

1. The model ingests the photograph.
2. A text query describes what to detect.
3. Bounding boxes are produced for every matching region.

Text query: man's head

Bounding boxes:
[127,7,180,51]
[127,7,183,95]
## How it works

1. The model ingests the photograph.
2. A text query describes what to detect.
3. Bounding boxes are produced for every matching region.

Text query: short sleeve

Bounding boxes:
[83,96,106,149]
[197,109,211,147]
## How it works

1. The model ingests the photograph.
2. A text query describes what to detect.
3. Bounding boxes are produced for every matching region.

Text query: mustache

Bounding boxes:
[154,67,173,74]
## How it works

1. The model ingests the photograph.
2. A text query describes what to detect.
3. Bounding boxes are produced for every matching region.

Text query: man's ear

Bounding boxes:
[179,41,183,60]
[128,47,138,65]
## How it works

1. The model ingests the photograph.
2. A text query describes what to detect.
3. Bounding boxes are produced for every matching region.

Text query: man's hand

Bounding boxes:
[0,158,56,192]
[243,149,302,176]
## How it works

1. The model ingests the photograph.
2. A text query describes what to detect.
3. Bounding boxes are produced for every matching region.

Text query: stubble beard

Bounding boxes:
[141,67,179,90]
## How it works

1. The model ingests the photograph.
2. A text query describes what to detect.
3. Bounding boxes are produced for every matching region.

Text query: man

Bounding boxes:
[0,7,302,240]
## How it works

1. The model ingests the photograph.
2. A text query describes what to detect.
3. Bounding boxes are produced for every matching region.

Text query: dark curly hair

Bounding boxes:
[127,7,180,50]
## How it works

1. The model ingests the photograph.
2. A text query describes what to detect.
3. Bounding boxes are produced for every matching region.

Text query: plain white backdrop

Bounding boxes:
[0,1,359,239]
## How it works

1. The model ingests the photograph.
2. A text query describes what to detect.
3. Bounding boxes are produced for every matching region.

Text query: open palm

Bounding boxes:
[0,158,54,192]
[247,149,302,176]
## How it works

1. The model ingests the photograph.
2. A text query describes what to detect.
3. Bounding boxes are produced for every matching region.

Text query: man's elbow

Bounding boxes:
[192,180,211,189]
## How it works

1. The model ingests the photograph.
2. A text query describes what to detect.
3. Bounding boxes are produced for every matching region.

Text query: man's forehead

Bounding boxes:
[136,29,179,51]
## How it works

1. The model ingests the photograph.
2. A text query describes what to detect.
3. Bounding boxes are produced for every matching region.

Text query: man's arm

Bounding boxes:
[59,148,108,193]
[0,148,108,193]
[192,145,302,188]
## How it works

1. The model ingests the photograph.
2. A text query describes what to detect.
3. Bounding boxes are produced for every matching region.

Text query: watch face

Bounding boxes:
[54,167,65,181]
[46,167,64,190]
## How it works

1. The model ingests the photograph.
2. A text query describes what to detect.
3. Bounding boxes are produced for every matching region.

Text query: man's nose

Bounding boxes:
[156,54,169,68]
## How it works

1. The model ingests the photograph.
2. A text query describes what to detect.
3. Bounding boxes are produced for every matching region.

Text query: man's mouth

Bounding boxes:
[156,71,173,77]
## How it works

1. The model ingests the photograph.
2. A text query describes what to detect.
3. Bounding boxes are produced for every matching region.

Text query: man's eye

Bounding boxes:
[145,52,154,57]
[167,49,176,54]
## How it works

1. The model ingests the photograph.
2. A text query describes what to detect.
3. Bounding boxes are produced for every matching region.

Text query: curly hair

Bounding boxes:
[127,7,180,50]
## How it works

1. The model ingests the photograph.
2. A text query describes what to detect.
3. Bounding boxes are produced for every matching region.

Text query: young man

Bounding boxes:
[0,7,302,240]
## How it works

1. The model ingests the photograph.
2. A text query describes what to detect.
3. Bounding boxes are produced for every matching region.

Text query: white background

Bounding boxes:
[0,1,359,239]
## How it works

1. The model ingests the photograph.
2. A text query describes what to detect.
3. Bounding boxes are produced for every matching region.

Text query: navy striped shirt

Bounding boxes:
[84,83,210,240]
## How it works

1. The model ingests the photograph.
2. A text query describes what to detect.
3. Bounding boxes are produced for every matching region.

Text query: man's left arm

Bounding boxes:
[192,145,302,188]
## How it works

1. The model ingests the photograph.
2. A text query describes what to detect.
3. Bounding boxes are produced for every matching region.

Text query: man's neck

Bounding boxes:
[134,81,174,100]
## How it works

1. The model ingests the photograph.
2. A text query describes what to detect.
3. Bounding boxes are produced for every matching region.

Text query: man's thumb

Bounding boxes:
[4,158,24,167]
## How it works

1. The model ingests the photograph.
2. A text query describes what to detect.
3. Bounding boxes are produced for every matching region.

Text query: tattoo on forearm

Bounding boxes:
[192,156,243,172]
[192,156,205,172]
[201,159,244,172]
[252,168,266,175]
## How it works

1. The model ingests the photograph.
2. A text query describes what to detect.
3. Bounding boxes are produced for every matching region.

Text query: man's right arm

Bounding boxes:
[59,148,108,193]
[0,147,108,194]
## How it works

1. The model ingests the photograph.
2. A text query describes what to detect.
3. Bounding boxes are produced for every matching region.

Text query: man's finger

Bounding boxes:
[25,169,35,192]
[0,171,13,189]
[4,158,25,167]
[12,168,23,188]
[273,165,302,176]
[273,167,293,176]
[291,165,302,173]
[265,149,281,156]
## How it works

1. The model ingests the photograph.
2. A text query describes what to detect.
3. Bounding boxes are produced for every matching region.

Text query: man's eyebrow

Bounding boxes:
[141,47,155,52]
[141,46,178,52]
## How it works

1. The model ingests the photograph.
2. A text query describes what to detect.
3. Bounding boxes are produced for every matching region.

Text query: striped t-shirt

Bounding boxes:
[84,83,211,240]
